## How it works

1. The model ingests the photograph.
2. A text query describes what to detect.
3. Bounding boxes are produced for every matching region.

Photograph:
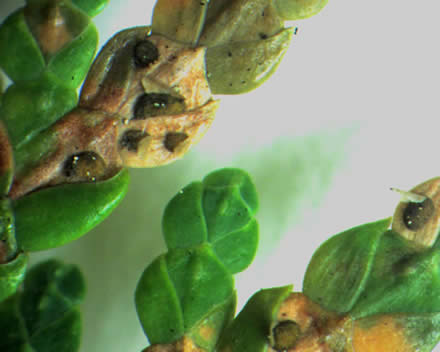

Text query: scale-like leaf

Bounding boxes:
[13,169,130,251]
[351,230,440,319]
[217,285,292,352]
[0,260,85,352]
[163,168,259,274]
[273,0,328,20]
[135,245,235,349]
[303,218,391,313]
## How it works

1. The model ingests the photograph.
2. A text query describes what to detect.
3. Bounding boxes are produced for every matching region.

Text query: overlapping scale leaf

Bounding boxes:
[198,0,284,46]
[0,259,85,352]
[135,245,235,349]
[152,0,208,44]
[151,0,297,94]
[0,10,45,82]
[0,0,101,86]
[0,0,106,169]
[23,0,99,88]
[303,217,392,314]
[200,0,291,94]
[150,0,328,94]
[205,28,293,94]
[13,169,130,251]
[162,168,259,274]
[350,229,440,319]
[202,168,259,273]
[162,181,207,249]
[0,124,25,302]
[217,285,292,352]
[0,73,77,149]
[45,23,98,89]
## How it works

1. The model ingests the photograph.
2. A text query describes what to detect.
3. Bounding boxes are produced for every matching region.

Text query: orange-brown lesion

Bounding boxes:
[143,336,206,352]
[197,324,215,342]
[266,292,419,352]
[352,315,413,352]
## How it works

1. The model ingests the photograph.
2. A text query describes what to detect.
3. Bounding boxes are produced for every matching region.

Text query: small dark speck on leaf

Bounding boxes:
[259,33,268,40]
[227,51,232,57]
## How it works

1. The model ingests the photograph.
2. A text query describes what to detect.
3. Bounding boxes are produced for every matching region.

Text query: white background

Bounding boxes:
[1,0,440,351]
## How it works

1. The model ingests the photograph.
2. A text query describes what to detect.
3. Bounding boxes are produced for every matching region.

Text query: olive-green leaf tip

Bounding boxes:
[203,168,258,214]
[274,0,329,20]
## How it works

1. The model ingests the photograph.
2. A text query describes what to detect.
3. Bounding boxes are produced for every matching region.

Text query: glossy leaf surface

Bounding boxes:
[162,168,259,274]
[135,245,235,348]
[0,260,85,352]
[0,10,45,82]
[44,23,98,89]
[0,253,28,303]
[0,74,77,149]
[303,217,392,314]
[13,169,130,251]
[350,230,440,319]
[162,181,207,248]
